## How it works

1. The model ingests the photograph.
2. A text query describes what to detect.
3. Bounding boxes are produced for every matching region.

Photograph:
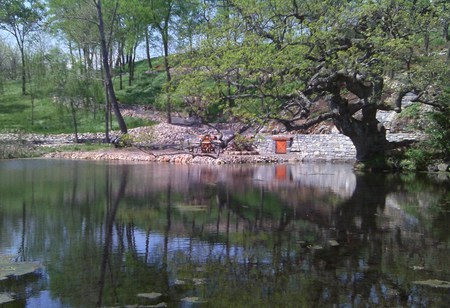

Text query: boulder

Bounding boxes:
[437,163,449,172]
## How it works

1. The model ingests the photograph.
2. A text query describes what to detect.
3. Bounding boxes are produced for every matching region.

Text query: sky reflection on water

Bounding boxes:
[0,159,449,307]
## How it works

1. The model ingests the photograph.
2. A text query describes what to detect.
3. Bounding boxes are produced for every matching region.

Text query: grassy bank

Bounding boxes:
[0,139,113,159]
[0,80,154,135]
[0,76,161,159]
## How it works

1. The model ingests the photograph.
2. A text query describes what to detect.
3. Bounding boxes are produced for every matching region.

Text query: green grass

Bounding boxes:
[0,139,113,159]
[44,143,112,153]
[0,80,156,134]
[0,82,29,130]
[1,58,167,135]
[114,58,166,106]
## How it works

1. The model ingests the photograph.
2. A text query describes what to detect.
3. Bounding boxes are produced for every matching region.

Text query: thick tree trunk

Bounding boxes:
[95,0,127,134]
[345,120,388,162]
[329,94,389,166]
[305,72,390,168]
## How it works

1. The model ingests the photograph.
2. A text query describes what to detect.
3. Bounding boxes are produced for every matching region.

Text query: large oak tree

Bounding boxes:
[174,0,449,167]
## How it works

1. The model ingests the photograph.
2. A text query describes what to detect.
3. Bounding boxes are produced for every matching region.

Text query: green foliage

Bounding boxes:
[426,90,450,161]
[1,0,449,165]
[399,103,422,119]
[0,81,149,134]
[47,0,99,50]
[0,140,41,159]
[400,147,429,171]
[114,133,134,148]
[0,0,46,38]
[115,64,165,106]
[230,134,256,152]
[398,89,450,170]
[0,0,47,94]
[395,102,450,171]
[167,0,450,164]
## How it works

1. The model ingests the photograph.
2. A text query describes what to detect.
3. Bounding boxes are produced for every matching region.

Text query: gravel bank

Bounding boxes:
[0,123,207,147]
[0,120,298,164]
[44,148,299,165]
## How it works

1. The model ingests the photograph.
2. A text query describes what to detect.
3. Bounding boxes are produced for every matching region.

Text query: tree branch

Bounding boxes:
[270,112,335,132]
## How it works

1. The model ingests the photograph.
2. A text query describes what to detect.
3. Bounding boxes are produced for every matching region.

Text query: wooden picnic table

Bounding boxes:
[185,134,221,155]
[200,135,215,153]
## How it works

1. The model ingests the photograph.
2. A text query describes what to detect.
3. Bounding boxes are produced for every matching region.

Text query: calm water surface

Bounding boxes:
[0,159,449,307]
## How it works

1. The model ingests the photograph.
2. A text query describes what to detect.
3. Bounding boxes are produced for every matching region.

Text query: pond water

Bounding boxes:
[0,159,449,307]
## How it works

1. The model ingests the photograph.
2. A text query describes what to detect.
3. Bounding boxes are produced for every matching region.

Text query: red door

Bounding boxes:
[275,140,287,154]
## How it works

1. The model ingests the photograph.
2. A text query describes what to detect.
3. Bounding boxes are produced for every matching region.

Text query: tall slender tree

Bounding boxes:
[116,0,147,87]
[48,0,127,135]
[0,0,46,95]
[93,0,127,133]
[145,0,201,123]
[147,0,175,123]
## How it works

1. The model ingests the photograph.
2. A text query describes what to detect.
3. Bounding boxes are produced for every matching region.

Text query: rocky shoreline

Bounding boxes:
[0,121,299,164]
[0,122,204,148]
[2,115,447,170]
[44,148,299,165]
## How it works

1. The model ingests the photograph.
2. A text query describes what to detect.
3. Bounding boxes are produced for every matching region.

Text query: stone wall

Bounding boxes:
[257,133,423,162]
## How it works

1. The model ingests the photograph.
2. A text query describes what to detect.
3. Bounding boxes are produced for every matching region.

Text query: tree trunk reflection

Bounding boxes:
[97,166,129,307]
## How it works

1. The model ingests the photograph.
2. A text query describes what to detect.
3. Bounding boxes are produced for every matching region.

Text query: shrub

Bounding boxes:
[230,134,255,151]
[400,147,429,171]
[397,89,450,170]
[427,102,450,161]
[113,134,134,148]
[0,140,40,159]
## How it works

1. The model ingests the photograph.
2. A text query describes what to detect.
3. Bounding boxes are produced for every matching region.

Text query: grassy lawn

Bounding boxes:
[114,58,166,106]
[0,80,154,134]
[0,83,30,131]
[0,57,171,159]
[0,57,168,137]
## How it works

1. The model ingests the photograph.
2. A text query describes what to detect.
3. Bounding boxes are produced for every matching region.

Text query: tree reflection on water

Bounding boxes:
[0,160,448,307]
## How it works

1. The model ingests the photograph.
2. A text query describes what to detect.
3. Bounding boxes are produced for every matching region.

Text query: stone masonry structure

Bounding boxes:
[257,133,423,162]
